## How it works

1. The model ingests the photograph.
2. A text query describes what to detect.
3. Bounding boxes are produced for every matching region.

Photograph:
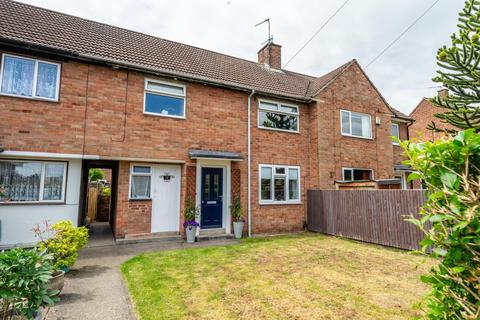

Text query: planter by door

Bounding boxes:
[185,226,196,243]
[233,221,244,239]
[200,168,223,229]
[48,270,65,292]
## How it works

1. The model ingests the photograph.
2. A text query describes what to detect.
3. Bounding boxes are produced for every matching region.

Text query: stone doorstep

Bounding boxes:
[197,228,234,241]
[115,232,182,245]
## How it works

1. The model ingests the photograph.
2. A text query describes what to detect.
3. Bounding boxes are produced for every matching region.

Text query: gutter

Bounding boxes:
[247,90,255,237]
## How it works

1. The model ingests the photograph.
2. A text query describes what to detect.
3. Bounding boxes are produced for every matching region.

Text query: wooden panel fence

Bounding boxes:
[307,190,426,250]
[87,186,99,222]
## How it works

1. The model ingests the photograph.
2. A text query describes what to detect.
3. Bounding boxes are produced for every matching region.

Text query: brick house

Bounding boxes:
[0,0,412,246]
[409,89,456,142]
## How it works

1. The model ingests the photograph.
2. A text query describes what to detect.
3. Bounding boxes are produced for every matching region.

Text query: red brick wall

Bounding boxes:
[313,62,395,188]
[393,122,409,165]
[115,161,152,237]
[409,98,455,142]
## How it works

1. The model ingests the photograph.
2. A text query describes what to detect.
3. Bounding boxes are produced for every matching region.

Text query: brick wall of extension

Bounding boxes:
[0,52,402,236]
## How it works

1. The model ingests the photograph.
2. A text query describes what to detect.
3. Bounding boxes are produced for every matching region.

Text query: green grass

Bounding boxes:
[121,233,433,320]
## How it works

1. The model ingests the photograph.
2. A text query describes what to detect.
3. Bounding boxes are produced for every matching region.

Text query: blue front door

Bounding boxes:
[201,167,223,229]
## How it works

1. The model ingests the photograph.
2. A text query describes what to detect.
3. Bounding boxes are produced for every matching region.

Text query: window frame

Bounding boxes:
[129,163,153,200]
[342,167,374,182]
[391,122,400,145]
[143,78,186,119]
[0,159,67,204]
[257,99,300,133]
[340,109,373,139]
[258,164,301,205]
[0,53,61,102]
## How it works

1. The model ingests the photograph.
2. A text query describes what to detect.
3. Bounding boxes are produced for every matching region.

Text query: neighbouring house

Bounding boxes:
[409,89,456,141]
[0,0,414,247]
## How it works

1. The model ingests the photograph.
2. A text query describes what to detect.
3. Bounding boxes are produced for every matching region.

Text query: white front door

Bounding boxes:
[151,164,181,233]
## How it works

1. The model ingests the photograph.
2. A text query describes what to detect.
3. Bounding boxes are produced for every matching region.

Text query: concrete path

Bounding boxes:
[46,238,238,320]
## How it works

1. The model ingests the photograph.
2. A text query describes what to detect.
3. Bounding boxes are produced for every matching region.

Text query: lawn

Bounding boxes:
[121,233,434,320]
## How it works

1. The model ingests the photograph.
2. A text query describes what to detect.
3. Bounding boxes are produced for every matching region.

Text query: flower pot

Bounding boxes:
[233,221,244,239]
[48,270,65,293]
[185,226,196,243]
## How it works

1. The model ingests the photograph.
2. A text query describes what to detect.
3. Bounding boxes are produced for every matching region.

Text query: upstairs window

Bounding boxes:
[0,160,66,202]
[258,100,299,132]
[144,79,186,118]
[342,168,373,181]
[0,54,60,101]
[341,110,372,139]
[130,165,152,199]
[260,165,300,204]
[391,123,400,145]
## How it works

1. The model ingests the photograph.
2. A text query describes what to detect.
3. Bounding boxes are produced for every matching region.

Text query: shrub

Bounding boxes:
[88,168,104,182]
[230,195,243,222]
[183,198,199,228]
[101,187,111,196]
[0,248,59,320]
[402,130,480,319]
[34,220,89,271]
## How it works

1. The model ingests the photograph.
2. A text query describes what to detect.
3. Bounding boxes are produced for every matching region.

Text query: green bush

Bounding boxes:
[101,187,111,196]
[0,248,59,320]
[401,130,480,319]
[35,220,89,271]
[88,168,104,182]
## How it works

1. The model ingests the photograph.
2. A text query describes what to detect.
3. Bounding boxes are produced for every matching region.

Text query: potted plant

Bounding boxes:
[231,195,244,239]
[33,220,89,292]
[0,248,59,320]
[183,198,199,243]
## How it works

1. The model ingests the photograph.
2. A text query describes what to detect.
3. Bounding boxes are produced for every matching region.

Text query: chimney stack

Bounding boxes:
[257,42,282,69]
[438,88,449,100]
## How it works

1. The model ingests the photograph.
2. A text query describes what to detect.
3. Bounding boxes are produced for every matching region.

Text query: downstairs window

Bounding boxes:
[0,160,67,202]
[260,165,300,203]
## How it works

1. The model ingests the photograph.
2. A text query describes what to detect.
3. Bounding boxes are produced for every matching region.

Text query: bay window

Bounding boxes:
[260,165,300,203]
[258,100,299,132]
[0,160,67,202]
[130,165,152,199]
[341,110,372,139]
[0,54,61,101]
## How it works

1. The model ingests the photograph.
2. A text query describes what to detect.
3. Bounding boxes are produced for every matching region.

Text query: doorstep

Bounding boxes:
[197,228,234,241]
[115,232,182,245]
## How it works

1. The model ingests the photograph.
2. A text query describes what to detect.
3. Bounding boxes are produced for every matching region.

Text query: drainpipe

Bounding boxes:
[247,90,255,237]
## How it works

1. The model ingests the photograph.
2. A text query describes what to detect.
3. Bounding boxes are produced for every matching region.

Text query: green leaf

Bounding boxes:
[451,266,465,273]
[440,170,458,189]
[433,247,448,257]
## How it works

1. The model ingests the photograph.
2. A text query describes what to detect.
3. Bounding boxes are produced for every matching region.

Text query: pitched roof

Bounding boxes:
[0,0,324,100]
[391,107,413,121]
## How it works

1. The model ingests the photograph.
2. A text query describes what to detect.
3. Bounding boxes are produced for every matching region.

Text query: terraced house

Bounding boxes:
[0,0,414,247]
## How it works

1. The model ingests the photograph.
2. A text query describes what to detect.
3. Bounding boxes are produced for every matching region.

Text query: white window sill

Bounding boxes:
[0,200,65,205]
[0,92,59,102]
[258,126,299,134]
[143,111,185,119]
[259,200,302,206]
[341,133,373,140]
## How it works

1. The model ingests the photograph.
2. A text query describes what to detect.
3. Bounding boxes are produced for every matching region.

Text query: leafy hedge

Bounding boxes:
[401,130,479,319]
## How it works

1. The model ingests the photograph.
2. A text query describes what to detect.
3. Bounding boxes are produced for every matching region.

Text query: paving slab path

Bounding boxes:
[46,238,238,320]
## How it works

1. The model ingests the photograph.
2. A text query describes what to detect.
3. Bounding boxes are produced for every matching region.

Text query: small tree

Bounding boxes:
[88,168,104,182]
[429,0,480,132]
[401,130,480,319]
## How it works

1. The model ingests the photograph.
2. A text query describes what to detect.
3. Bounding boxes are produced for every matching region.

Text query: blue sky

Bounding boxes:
[20,0,463,114]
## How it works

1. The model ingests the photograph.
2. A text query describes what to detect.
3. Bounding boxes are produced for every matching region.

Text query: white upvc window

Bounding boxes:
[129,164,152,199]
[340,110,372,139]
[391,123,400,145]
[259,164,300,204]
[258,100,299,133]
[0,53,61,101]
[342,167,374,181]
[0,160,67,203]
[143,79,186,119]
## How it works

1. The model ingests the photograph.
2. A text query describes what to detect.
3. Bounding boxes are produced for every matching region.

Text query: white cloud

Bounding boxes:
[19,0,463,114]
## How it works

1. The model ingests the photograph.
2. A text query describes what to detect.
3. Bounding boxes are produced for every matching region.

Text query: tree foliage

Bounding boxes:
[88,168,104,182]
[401,130,480,319]
[430,0,480,132]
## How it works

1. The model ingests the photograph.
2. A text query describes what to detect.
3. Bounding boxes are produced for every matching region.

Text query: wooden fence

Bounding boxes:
[307,190,426,250]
